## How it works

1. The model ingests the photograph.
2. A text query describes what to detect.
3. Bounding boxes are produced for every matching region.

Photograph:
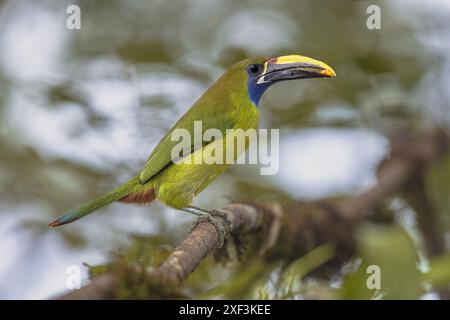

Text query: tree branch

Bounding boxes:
[57,129,449,299]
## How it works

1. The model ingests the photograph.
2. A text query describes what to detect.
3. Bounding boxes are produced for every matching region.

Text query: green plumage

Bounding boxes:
[49,54,335,226]
[49,176,142,226]
[50,58,261,226]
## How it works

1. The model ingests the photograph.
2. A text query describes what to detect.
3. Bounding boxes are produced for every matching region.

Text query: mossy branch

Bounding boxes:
[57,129,449,299]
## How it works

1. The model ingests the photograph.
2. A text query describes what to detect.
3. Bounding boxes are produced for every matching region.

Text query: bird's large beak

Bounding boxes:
[257,55,336,84]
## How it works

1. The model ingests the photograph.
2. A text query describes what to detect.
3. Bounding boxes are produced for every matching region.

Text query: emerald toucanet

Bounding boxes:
[49,55,335,227]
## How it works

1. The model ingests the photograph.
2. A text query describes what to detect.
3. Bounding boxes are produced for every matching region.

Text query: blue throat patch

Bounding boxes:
[247,78,271,106]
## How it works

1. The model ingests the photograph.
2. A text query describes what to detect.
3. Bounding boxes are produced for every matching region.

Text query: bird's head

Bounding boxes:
[227,55,336,106]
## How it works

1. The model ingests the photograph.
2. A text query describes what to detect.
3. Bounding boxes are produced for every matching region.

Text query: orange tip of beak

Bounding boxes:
[321,68,336,77]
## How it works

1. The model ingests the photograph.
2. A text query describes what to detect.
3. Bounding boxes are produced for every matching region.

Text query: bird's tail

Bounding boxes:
[49,175,150,227]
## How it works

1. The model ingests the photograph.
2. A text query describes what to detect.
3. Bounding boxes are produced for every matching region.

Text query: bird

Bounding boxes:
[49,54,335,227]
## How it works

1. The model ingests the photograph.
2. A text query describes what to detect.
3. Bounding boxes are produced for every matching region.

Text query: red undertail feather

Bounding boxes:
[118,188,156,204]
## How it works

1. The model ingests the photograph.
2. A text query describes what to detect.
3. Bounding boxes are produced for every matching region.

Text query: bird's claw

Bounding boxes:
[190,209,232,248]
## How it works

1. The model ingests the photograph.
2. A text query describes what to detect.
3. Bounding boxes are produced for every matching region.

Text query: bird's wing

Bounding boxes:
[139,105,235,184]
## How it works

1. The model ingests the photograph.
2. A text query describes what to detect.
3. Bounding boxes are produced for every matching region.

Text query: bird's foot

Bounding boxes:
[182,206,232,248]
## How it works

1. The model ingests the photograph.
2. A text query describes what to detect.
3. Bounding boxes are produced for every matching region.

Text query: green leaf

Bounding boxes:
[426,151,450,220]
[278,243,335,299]
[341,223,422,299]
[212,259,275,300]
[426,254,450,289]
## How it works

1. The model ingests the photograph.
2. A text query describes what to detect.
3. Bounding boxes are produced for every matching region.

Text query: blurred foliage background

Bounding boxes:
[0,0,450,299]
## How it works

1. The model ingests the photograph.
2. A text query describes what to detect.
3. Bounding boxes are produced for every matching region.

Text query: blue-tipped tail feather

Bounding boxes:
[49,176,144,227]
[48,189,129,226]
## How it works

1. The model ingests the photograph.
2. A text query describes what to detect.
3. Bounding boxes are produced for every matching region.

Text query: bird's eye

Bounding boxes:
[247,64,262,75]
